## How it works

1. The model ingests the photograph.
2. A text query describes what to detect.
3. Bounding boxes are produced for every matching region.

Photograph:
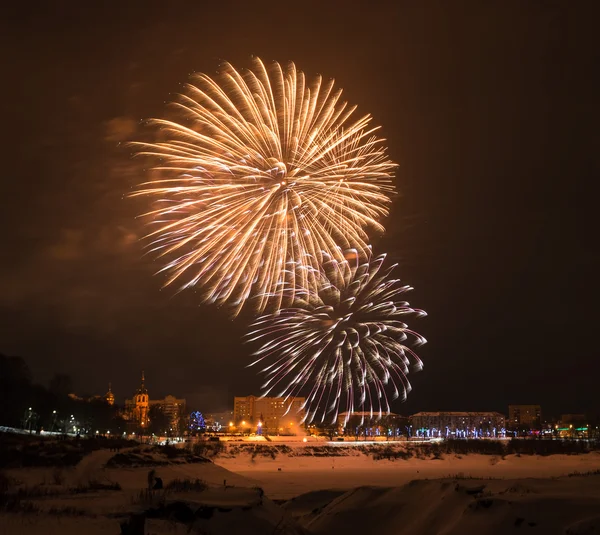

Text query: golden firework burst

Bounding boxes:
[133,58,396,315]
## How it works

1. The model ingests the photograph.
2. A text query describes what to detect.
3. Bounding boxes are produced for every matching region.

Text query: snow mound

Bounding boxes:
[299,476,600,535]
[132,488,306,535]
[565,516,600,535]
[283,489,346,518]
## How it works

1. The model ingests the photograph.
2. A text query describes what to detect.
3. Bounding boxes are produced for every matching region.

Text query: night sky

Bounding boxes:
[1,2,597,417]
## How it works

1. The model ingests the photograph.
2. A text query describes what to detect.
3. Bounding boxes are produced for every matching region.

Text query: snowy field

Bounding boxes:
[215,451,600,499]
[2,443,600,534]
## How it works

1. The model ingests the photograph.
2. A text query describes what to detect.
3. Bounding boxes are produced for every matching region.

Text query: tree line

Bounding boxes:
[0,353,123,435]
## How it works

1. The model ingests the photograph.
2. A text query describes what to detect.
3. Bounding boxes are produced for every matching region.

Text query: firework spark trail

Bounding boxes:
[132,58,396,315]
[246,253,427,426]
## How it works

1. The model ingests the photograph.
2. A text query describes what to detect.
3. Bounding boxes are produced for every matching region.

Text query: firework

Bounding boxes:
[246,253,426,425]
[132,58,396,315]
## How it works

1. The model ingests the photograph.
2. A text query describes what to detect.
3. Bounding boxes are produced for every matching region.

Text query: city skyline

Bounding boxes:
[33,367,593,423]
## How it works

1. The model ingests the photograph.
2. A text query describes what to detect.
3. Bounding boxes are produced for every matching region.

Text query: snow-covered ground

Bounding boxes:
[3,446,600,534]
[4,447,258,493]
[215,451,600,499]
[286,476,600,535]
[1,448,294,534]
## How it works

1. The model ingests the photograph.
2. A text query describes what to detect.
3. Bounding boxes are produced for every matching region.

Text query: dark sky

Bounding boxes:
[1,2,597,417]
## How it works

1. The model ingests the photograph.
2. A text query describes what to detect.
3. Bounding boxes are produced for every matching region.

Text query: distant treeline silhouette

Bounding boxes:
[0,353,123,434]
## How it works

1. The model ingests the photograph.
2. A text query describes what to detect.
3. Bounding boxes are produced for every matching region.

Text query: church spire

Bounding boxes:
[136,370,148,395]
[105,381,115,406]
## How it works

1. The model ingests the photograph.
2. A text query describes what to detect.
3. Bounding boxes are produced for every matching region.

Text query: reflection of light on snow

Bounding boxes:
[326,438,446,446]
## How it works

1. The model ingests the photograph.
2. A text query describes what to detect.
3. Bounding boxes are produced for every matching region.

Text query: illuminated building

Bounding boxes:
[233,396,254,425]
[554,414,589,439]
[124,372,186,432]
[105,383,114,406]
[337,411,403,426]
[151,395,186,429]
[411,411,506,438]
[233,395,305,433]
[204,410,234,431]
[508,405,541,430]
[560,413,586,426]
[125,371,150,428]
[68,383,114,405]
[337,411,408,437]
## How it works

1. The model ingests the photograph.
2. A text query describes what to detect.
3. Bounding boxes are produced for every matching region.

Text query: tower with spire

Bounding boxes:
[132,371,150,427]
[105,382,115,406]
